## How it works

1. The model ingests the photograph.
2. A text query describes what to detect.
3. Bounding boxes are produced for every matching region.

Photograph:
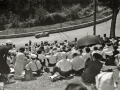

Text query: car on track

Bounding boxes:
[35,32,49,38]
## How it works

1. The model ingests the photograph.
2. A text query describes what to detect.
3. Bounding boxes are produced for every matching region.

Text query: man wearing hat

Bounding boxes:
[26,54,42,76]
[0,40,13,83]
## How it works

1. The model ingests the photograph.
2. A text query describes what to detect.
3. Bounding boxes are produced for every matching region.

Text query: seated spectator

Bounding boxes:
[66,48,72,59]
[65,78,87,90]
[92,47,101,56]
[26,54,42,76]
[82,53,103,84]
[70,52,85,76]
[11,50,17,66]
[51,52,72,77]
[46,52,57,67]
[105,51,115,66]
[14,47,27,80]
[37,49,47,66]
[54,48,62,61]
[44,44,50,54]
[113,45,119,56]
[101,43,114,59]
[82,47,91,62]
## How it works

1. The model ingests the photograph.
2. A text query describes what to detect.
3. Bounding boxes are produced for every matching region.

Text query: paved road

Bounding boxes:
[0,13,120,48]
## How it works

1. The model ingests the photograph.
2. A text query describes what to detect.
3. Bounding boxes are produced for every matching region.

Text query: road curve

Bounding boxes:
[0,13,120,48]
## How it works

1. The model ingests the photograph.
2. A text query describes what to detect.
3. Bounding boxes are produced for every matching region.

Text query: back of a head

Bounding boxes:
[113,45,118,50]
[19,47,25,52]
[107,43,111,47]
[94,47,98,51]
[37,49,42,54]
[72,53,78,58]
[85,47,90,53]
[65,78,87,90]
[93,53,102,60]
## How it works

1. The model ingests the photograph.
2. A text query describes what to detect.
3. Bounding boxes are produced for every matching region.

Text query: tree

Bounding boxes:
[98,0,120,38]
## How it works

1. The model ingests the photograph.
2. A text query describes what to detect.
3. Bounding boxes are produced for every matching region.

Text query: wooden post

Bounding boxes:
[93,0,97,35]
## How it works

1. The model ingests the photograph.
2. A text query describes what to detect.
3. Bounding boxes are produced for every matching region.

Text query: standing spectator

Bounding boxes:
[14,47,27,80]
[0,40,13,82]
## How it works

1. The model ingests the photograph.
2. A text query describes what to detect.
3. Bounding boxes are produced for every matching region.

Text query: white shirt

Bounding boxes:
[92,50,101,56]
[38,54,46,62]
[54,52,62,61]
[47,55,57,64]
[56,59,72,72]
[82,52,91,62]
[26,60,42,71]
[66,51,72,59]
[70,56,85,71]
[101,47,114,59]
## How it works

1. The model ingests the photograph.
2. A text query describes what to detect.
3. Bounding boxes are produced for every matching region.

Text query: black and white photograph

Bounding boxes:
[0,0,120,90]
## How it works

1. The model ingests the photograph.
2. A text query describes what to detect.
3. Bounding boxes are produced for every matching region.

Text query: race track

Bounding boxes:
[0,13,120,49]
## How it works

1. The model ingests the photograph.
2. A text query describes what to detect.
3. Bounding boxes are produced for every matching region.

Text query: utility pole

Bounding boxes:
[93,0,96,35]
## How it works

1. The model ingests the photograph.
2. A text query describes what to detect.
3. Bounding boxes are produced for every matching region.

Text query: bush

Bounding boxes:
[41,13,55,25]
[13,28,27,34]
[35,6,48,21]
[21,20,35,28]
[11,15,20,28]
[0,14,7,30]
[62,4,81,20]
[52,12,67,23]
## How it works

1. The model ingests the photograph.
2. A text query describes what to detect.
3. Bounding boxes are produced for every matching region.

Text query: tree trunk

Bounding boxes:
[110,8,119,38]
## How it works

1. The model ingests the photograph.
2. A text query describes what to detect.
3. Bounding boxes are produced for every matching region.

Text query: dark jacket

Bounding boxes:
[82,59,102,84]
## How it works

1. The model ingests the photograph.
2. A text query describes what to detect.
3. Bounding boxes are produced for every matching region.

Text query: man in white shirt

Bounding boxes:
[54,48,62,61]
[92,47,101,56]
[101,43,114,59]
[66,48,72,59]
[70,53,85,76]
[37,49,47,66]
[51,52,72,77]
[46,52,57,67]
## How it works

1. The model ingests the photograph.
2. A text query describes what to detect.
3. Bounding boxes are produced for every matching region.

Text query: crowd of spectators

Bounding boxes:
[0,35,120,90]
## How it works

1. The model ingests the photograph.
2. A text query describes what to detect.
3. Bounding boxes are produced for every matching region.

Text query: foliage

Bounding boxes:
[34,6,48,24]
[62,4,82,20]
[0,14,7,30]
[98,0,120,9]
[11,15,20,28]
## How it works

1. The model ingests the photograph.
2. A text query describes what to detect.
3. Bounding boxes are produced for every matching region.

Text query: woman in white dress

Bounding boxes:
[14,47,27,80]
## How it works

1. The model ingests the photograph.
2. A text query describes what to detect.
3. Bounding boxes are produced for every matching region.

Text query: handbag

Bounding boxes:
[25,69,33,81]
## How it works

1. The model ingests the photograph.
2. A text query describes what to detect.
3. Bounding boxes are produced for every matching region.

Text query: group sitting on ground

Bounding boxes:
[0,36,120,90]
